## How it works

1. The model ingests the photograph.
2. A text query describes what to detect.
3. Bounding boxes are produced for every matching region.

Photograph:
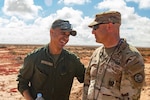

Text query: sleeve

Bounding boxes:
[82,47,102,100]
[82,64,91,100]
[17,54,35,95]
[120,51,145,99]
[74,56,86,83]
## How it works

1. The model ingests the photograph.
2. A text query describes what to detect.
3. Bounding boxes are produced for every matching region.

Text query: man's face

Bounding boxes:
[51,28,70,49]
[91,23,108,43]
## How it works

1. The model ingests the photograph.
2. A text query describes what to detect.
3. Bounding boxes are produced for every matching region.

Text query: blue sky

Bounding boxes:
[0,0,150,47]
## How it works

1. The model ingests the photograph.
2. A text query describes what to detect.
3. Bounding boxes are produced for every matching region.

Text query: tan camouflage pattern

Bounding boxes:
[83,39,145,100]
[88,11,121,27]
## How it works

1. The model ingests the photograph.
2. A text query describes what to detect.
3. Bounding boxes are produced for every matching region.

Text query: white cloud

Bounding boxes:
[0,26,49,44]
[126,0,150,9]
[44,0,53,6]
[121,15,150,47]
[2,0,42,20]
[6,16,26,28]
[46,7,96,45]
[0,17,9,27]
[139,0,150,9]
[95,0,150,47]
[96,0,127,10]
[125,0,139,2]
[0,6,97,45]
[0,7,93,45]
[0,0,150,47]
[0,15,49,44]
[58,0,91,5]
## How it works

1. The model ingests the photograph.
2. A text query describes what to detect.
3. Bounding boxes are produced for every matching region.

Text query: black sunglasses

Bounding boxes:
[92,23,106,30]
[92,24,100,30]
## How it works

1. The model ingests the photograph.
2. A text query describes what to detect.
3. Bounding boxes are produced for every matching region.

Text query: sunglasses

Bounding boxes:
[92,24,100,30]
[92,23,106,30]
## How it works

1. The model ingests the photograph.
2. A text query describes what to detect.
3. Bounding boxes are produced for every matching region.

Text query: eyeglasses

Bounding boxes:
[92,23,106,30]
[92,24,100,30]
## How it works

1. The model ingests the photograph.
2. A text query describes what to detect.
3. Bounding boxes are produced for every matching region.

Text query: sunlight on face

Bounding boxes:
[51,28,70,49]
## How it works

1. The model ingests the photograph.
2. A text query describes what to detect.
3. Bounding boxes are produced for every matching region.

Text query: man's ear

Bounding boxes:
[50,29,54,35]
[50,29,53,33]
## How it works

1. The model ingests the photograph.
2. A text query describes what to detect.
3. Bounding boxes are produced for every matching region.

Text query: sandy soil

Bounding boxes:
[0,45,149,100]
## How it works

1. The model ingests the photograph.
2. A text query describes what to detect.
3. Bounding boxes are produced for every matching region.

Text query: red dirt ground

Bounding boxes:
[0,45,150,100]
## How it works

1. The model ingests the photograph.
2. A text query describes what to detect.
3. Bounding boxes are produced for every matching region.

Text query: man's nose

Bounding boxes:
[92,29,95,34]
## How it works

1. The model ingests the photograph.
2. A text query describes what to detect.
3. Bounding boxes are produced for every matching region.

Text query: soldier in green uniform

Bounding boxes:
[82,11,145,100]
[17,19,85,100]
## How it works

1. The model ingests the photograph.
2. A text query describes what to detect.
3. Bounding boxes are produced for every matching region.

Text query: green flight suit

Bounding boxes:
[17,44,85,100]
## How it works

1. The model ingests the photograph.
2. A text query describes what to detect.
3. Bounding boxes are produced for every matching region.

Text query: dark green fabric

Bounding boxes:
[17,44,85,100]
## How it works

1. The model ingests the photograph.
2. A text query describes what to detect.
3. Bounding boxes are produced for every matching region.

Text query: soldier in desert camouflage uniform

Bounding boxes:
[82,11,145,100]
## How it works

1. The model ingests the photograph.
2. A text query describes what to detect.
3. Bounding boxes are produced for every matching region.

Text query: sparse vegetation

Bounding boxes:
[0,44,149,99]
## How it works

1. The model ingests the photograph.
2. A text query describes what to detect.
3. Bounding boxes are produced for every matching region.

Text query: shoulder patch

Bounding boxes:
[134,73,144,83]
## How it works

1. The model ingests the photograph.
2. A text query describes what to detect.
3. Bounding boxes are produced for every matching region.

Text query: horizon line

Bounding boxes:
[0,43,150,49]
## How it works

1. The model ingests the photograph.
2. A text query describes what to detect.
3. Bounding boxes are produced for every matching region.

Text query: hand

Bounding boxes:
[23,90,34,100]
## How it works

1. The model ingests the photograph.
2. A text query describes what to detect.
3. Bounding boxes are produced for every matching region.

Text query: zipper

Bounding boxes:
[51,56,64,98]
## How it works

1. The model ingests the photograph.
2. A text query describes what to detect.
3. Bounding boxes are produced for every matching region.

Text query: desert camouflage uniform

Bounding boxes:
[83,38,145,100]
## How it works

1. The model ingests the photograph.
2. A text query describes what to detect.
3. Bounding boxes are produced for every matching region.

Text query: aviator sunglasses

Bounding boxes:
[92,23,106,30]
[92,24,100,30]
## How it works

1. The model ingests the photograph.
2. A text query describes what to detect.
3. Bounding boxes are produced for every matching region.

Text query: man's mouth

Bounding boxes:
[60,39,66,46]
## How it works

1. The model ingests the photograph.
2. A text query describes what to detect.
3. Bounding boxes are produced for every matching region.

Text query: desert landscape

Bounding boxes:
[0,44,150,100]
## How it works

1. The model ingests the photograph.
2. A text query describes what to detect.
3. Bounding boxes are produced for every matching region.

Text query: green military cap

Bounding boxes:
[88,11,121,27]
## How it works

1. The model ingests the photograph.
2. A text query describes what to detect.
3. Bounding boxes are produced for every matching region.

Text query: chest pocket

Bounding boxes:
[95,53,123,90]
[102,60,123,88]
[56,61,74,87]
[31,65,48,90]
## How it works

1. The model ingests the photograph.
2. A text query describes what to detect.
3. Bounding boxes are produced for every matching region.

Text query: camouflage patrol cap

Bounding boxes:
[88,11,121,27]
[51,19,77,36]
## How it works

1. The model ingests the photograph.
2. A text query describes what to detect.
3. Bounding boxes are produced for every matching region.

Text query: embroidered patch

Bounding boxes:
[134,73,144,83]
